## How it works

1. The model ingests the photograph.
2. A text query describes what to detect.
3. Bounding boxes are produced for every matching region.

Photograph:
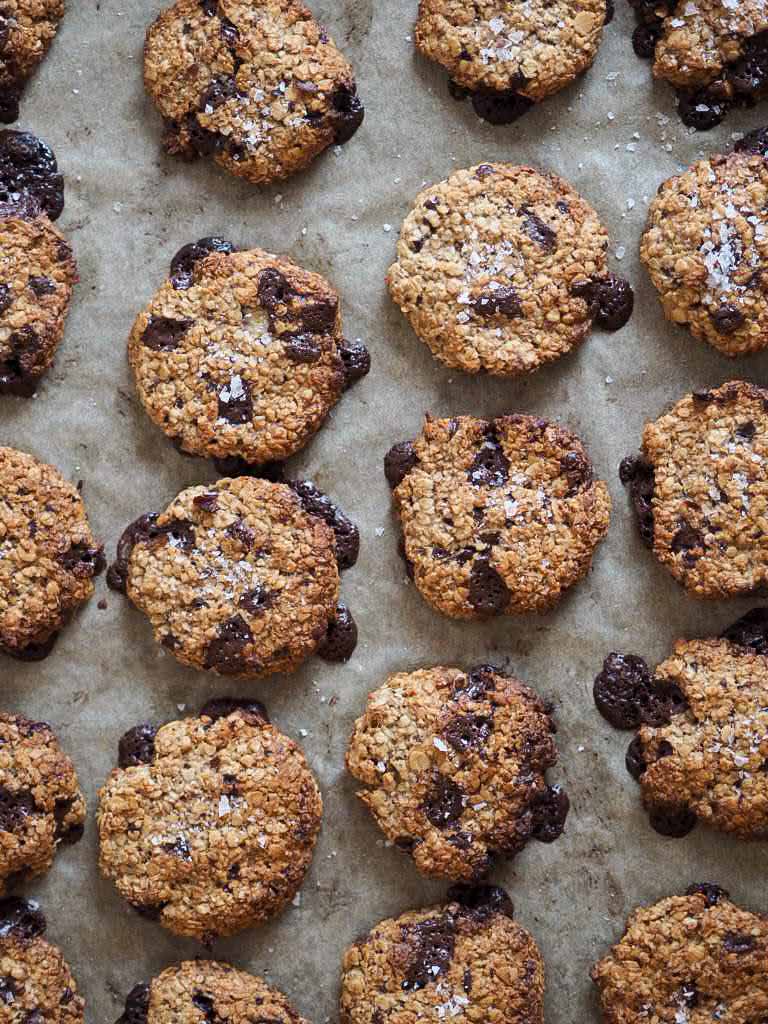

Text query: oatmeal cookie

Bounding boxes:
[0,2,64,123]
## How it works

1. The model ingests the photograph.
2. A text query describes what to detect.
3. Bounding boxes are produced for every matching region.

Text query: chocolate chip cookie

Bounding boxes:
[0,2,65,123]
[0,897,84,1024]
[115,960,308,1024]
[0,714,85,892]
[340,885,544,1024]
[97,699,322,942]
[143,0,364,185]
[628,0,768,130]
[387,163,633,376]
[107,475,358,677]
[0,446,104,661]
[592,886,768,1022]
[641,145,768,356]
[595,610,768,839]
[129,240,368,464]
[346,665,568,881]
[416,0,609,125]
[621,380,768,598]
[386,415,611,618]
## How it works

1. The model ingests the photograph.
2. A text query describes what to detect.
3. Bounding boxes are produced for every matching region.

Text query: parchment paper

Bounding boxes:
[2,2,767,1021]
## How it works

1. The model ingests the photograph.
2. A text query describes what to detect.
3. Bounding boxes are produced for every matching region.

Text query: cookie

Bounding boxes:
[0,196,76,396]
[0,2,64,123]
[0,446,104,660]
[115,960,308,1024]
[416,0,609,125]
[97,699,322,942]
[628,0,768,130]
[346,664,568,881]
[386,414,611,619]
[143,0,364,185]
[592,886,768,1022]
[387,163,633,377]
[0,129,64,221]
[0,897,84,1024]
[107,475,358,677]
[0,713,85,892]
[641,144,768,356]
[129,240,369,464]
[620,380,768,599]
[339,885,544,1024]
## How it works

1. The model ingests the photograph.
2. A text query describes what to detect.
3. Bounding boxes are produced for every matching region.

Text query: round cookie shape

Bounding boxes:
[129,241,369,465]
[116,960,308,1024]
[0,199,76,395]
[386,414,611,619]
[641,148,768,356]
[0,447,104,660]
[0,714,85,892]
[97,700,322,942]
[594,611,768,839]
[0,897,85,1024]
[143,0,364,186]
[621,380,768,598]
[106,475,358,677]
[387,163,633,377]
[0,2,65,124]
[415,0,608,124]
[591,887,768,1022]
[346,664,568,881]
[340,885,544,1024]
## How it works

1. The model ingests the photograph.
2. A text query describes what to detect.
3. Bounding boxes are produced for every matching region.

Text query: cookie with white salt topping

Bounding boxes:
[143,0,364,185]
[593,609,768,839]
[387,163,633,377]
[128,240,368,465]
[641,142,768,355]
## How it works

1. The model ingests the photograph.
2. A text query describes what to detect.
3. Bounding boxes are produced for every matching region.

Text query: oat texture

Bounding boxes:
[387,163,614,376]
[0,1,64,119]
[112,476,340,678]
[339,886,544,1024]
[592,889,768,1023]
[415,0,607,99]
[129,245,350,464]
[97,702,322,941]
[627,381,768,598]
[143,0,364,185]
[346,665,566,881]
[641,151,768,356]
[0,714,85,893]
[0,446,103,658]
[0,204,76,393]
[387,414,611,619]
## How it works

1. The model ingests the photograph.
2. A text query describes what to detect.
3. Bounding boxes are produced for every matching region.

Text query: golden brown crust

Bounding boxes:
[0,913,84,1024]
[0,1,64,107]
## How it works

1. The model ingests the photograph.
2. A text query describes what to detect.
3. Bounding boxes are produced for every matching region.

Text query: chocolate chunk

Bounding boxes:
[224,518,255,550]
[338,337,370,386]
[53,797,83,844]
[619,454,655,546]
[116,983,151,1024]
[401,916,456,991]
[384,441,418,488]
[288,480,359,569]
[237,585,273,615]
[593,652,654,729]
[671,522,704,565]
[685,882,728,906]
[735,126,768,156]
[467,426,509,487]
[422,773,464,828]
[130,901,168,921]
[678,87,728,131]
[521,208,557,251]
[0,324,42,396]
[204,614,254,674]
[0,131,64,220]
[118,724,157,768]
[0,977,16,1005]
[625,735,647,781]
[469,87,534,125]
[471,285,522,318]
[193,492,219,513]
[648,803,697,837]
[0,283,12,315]
[0,898,46,939]
[723,931,756,953]
[213,457,284,482]
[28,275,55,298]
[107,513,162,593]
[447,884,514,921]
[219,16,238,46]
[329,82,364,144]
[191,993,217,1024]
[162,519,196,552]
[198,75,237,114]
[299,296,337,333]
[530,785,569,842]
[217,375,252,424]
[0,787,35,833]
[442,714,492,753]
[141,316,193,352]
[561,450,593,495]
[58,542,106,580]
[711,303,745,334]
[572,273,634,330]
[468,556,509,616]
[257,267,289,310]
[736,420,756,441]
[721,608,768,654]
[2,633,58,662]
[199,697,268,724]
[454,664,498,700]
[282,333,321,363]
[169,237,234,289]
[632,22,661,58]
[162,836,191,860]
[317,603,358,662]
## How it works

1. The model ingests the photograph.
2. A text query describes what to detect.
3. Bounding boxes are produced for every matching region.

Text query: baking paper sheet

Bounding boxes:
[2,2,767,1020]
